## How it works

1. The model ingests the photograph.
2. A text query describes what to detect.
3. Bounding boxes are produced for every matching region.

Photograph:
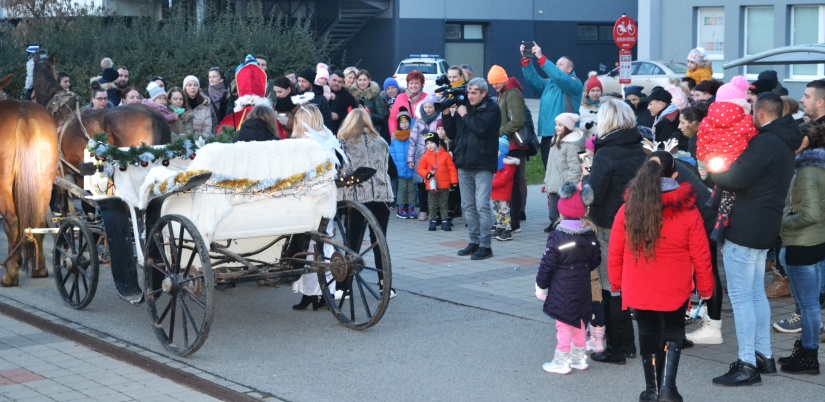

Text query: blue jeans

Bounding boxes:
[780,248,823,350]
[722,240,771,364]
[458,169,493,248]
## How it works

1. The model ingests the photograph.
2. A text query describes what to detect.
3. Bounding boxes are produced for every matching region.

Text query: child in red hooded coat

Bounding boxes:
[491,135,521,241]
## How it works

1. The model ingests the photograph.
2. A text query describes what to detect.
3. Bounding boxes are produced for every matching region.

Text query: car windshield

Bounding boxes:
[665,62,688,74]
[398,62,437,74]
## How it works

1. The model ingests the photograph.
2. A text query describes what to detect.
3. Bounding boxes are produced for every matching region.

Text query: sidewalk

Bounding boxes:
[0,312,222,402]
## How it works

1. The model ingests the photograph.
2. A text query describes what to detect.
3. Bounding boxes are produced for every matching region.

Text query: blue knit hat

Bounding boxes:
[497,136,510,170]
[383,77,400,92]
[624,85,644,99]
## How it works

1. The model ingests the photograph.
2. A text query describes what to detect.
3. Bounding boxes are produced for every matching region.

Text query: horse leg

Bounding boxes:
[29,233,48,278]
[0,208,20,288]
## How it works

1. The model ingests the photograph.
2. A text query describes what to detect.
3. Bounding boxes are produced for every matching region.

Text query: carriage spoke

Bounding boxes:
[155,298,173,328]
[181,287,207,309]
[60,267,74,287]
[176,224,185,270]
[348,283,356,321]
[166,222,179,272]
[55,247,69,259]
[60,231,75,254]
[357,265,383,274]
[72,275,80,304]
[152,233,173,275]
[180,298,190,347]
[181,249,197,278]
[168,295,177,342]
[354,274,373,318]
[358,242,378,258]
[67,276,77,300]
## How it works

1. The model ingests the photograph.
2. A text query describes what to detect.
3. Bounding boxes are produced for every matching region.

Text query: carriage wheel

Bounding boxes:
[143,215,214,357]
[317,201,391,330]
[52,219,99,309]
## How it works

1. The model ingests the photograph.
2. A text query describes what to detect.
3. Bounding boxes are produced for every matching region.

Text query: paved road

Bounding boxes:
[1,180,824,401]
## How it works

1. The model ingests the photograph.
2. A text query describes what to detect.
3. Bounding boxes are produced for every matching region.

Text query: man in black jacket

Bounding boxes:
[329,70,357,135]
[296,68,333,130]
[443,77,502,260]
[710,93,802,387]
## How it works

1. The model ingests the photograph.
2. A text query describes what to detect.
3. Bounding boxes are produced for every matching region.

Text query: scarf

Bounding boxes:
[406,90,423,106]
[419,109,439,127]
[394,129,410,141]
[170,106,185,115]
[274,95,296,113]
[208,83,225,109]
[187,96,199,110]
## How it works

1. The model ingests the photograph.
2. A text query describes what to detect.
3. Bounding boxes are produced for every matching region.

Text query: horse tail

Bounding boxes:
[13,108,55,264]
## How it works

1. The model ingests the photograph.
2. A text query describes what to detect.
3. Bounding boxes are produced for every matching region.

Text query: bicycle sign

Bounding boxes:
[613,15,638,50]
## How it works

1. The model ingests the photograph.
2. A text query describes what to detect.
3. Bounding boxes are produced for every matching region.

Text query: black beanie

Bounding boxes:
[298,68,316,84]
[749,78,773,95]
[647,88,672,104]
[425,132,440,145]
[101,68,118,83]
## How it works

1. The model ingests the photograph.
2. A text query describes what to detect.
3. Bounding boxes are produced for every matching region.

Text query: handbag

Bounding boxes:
[510,107,539,156]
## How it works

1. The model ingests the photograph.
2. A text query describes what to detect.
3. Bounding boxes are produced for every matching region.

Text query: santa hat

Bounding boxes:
[557,182,593,219]
[585,71,603,93]
[315,63,330,85]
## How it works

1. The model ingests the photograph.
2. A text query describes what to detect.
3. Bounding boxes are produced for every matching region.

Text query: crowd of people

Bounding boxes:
[25,42,825,399]
[529,41,825,401]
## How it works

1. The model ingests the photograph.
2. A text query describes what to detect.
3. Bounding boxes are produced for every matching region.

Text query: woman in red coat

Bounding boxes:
[609,151,713,402]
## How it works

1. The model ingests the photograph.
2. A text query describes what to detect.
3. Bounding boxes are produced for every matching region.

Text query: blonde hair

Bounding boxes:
[292,104,324,138]
[247,104,280,136]
[338,109,380,142]
[781,95,800,117]
[343,66,359,78]
[596,99,636,137]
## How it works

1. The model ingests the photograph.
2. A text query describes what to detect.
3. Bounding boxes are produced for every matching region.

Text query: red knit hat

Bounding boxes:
[585,71,603,94]
[557,182,593,219]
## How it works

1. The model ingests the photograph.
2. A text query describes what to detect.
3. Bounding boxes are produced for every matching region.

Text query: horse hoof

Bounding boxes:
[31,269,48,279]
[1,275,18,287]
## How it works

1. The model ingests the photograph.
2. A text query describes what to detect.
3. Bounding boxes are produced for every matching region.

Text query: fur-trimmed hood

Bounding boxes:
[796,148,825,170]
[349,81,381,101]
[91,76,117,90]
[662,182,696,219]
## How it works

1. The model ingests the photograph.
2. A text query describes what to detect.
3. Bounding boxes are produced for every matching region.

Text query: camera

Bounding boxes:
[435,74,450,87]
[433,86,468,111]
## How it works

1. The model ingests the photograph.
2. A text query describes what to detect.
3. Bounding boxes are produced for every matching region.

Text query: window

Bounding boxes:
[744,6,775,76]
[791,5,825,78]
[696,7,724,78]
[445,24,461,40]
[464,25,483,40]
[576,24,613,42]
[445,23,484,41]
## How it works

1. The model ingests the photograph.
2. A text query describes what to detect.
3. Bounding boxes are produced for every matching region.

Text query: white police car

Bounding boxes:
[394,54,449,95]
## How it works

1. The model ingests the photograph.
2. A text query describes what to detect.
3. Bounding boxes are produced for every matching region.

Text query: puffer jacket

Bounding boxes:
[408,111,441,184]
[416,148,458,190]
[183,96,216,138]
[389,91,429,134]
[587,127,647,228]
[544,130,585,194]
[609,182,714,311]
[696,101,758,170]
[686,67,713,84]
[536,220,601,327]
[491,157,519,201]
[521,55,583,137]
[350,82,389,131]
[390,135,414,179]
[338,134,394,203]
[442,95,502,173]
[781,148,825,247]
[712,114,802,249]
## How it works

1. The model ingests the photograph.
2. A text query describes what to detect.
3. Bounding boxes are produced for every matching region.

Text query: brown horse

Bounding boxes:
[32,55,170,178]
[0,74,59,286]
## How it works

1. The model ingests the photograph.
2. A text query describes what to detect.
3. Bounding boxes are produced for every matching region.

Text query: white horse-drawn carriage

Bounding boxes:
[48,136,391,356]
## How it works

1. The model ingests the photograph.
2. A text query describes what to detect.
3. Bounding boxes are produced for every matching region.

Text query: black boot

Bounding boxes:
[755,350,777,375]
[292,294,315,310]
[639,354,660,401]
[441,217,452,231]
[593,295,627,365]
[780,343,820,375]
[658,341,683,402]
[779,339,802,364]
[428,219,438,231]
[312,296,326,311]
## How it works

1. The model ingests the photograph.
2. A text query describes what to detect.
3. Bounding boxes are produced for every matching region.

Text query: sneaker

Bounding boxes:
[457,243,479,256]
[396,206,408,219]
[379,281,397,299]
[569,347,588,370]
[417,211,428,221]
[441,218,452,231]
[408,205,418,219]
[428,219,437,231]
[470,247,493,260]
[686,318,723,345]
[543,350,572,374]
[712,360,762,387]
[511,227,522,233]
[495,229,513,241]
[773,313,802,333]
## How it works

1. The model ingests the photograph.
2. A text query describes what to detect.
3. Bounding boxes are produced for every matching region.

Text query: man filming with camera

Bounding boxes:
[442,77,502,260]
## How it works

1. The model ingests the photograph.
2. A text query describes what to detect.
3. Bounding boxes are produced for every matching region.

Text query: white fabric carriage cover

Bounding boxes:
[113,139,338,245]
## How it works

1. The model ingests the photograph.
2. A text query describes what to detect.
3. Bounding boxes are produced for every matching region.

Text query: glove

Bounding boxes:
[426,172,434,179]
[585,122,595,130]
[535,283,548,301]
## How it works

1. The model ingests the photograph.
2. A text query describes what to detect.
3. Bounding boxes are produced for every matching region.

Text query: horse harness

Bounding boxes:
[48,89,91,177]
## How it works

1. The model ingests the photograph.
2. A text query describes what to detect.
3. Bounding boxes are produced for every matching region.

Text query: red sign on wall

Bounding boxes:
[613,15,638,50]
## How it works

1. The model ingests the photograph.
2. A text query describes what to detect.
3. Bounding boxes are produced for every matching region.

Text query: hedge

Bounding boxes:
[0,1,329,100]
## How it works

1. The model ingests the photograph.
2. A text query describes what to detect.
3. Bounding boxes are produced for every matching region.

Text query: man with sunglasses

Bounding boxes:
[442,77,502,260]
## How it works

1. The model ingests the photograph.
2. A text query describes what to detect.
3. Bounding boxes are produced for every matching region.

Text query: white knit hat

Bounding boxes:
[555,113,580,131]
[146,82,165,102]
[183,75,199,88]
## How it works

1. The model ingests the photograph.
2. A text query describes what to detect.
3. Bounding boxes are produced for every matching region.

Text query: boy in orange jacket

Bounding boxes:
[417,133,458,231]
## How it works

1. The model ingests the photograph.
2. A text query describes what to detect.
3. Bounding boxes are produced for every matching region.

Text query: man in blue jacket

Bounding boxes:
[520,42,583,167]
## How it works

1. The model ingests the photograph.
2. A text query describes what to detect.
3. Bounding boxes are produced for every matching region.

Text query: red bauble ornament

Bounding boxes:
[162,159,170,167]
[119,165,127,172]
[140,161,149,167]
[189,153,196,160]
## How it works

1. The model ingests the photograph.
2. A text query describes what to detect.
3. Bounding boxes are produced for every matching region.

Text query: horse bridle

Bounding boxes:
[48,90,91,177]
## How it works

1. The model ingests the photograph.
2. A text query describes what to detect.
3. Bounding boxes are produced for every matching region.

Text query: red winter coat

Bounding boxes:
[696,101,757,171]
[491,157,519,201]
[417,148,458,190]
[608,182,713,311]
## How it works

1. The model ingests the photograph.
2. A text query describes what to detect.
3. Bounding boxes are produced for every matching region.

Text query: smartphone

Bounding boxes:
[522,41,534,58]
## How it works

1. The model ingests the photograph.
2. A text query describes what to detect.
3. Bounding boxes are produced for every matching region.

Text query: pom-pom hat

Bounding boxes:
[557,182,594,219]
[555,113,580,131]
[146,82,165,102]
[716,75,749,102]
[585,71,603,93]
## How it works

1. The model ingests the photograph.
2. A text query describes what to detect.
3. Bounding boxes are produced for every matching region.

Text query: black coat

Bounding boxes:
[712,114,803,249]
[653,108,687,150]
[536,226,601,327]
[234,118,279,143]
[442,96,502,173]
[587,127,647,228]
[675,159,714,234]
[329,88,357,135]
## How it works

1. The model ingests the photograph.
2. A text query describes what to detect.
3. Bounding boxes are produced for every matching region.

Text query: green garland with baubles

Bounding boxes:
[86,127,237,172]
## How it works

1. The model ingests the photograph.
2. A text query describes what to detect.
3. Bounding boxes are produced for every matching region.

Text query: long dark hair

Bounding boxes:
[552,126,573,149]
[624,159,666,259]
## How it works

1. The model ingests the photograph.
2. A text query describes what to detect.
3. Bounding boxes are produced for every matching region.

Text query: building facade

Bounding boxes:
[640,0,825,97]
